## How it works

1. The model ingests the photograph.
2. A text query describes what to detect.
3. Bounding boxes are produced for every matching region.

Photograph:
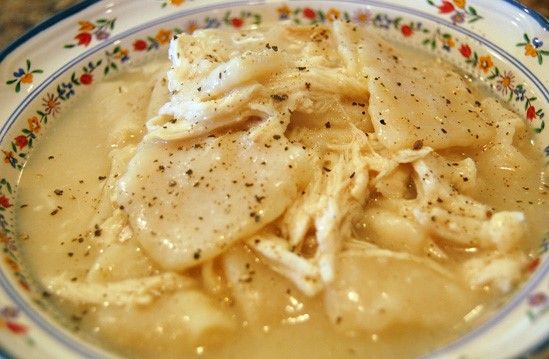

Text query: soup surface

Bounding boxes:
[16,22,548,358]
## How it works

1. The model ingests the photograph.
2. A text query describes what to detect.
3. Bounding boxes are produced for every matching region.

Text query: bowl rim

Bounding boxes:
[0,1,547,358]
[0,0,547,64]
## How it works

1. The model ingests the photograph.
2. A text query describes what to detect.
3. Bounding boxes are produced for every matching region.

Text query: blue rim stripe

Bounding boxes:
[0,0,547,358]
[0,0,101,64]
[502,0,548,29]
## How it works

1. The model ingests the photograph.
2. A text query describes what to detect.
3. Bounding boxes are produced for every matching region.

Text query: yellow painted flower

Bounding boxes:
[114,48,129,59]
[479,55,493,73]
[443,37,455,48]
[78,20,95,32]
[27,116,41,134]
[2,151,14,164]
[524,43,538,57]
[155,29,172,45]
[453,0,466,9]
[354,10,370,24]
[20,73,33,84]
[326,8,341,22]
[277,5,291,17]
[186,21,198,34]
[169,0,185,5]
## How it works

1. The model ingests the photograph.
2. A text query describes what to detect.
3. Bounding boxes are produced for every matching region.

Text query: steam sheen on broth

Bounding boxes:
[16,22,547,358]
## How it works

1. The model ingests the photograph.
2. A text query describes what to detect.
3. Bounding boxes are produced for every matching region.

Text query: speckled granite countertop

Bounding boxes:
[0,0,547,49]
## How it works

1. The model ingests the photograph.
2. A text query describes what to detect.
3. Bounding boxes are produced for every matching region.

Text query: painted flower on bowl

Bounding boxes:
[64,18,116,49]
[133,39,147,51]
[478,55,493,73]
[353,9,371,25]
[5,60,43,93]
[303,7,316,20]
[401,25,413,37]
[79,73,93,85]
[459,44,472,58]
[326,8,341,22]
[155,29,172,45]
[27,117,41,134]
[277,5,291,20]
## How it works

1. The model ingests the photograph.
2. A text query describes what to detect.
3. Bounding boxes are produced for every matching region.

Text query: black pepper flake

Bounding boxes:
[48,155,55,160]
[186,169,193,176]
[94,224,102,237]
[413,139,423,150]
[322,167,331,172]
[350,172,355,179]
[463,177,469,182]
[441,128,447,134]
[272,45,278,52]
[197,87,202,92]
[305,82,311,90]
[98,176,107,181]
[218,72,222,79]
[325,121,331,129]
[53,189,64,196]
[474,100,481,107]
[273,134,281,140]
[193,249,202,260]
[245,183,254,187]
[254,195,265,203]
[271,94,288,102]
[379,119,386,125]
[50,209,59,216]
[67,252,74,257]
[169,180,177,187]
[297,66,307,71]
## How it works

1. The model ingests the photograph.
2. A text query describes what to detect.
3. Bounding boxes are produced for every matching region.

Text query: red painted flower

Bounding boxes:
[75,32,93,46]
[0,196,11,209]
[15,135,28,149]
[231,17,243,28]
[459,44,472,58]
[438,1,455,14]
[80,73,93,85]
[6,321,27,334]
[133,39,147,51]
[303,7,316,19]
[400,25,413,37]
[527,106,536,120]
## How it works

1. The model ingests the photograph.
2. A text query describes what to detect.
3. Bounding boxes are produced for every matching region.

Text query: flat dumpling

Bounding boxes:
[324,244,474,333]
[360,32,495,150]
[117,131,311,270]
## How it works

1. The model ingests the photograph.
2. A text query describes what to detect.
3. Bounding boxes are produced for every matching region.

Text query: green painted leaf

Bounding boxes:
[15,82,21,93]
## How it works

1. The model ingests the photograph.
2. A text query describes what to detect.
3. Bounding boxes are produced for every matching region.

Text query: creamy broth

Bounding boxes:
[16,22,548,359]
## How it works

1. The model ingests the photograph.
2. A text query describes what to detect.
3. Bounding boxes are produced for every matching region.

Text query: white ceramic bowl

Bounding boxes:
[0,1,547,358]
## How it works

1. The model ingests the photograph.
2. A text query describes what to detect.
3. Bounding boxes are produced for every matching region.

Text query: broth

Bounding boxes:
[15,22,548,358]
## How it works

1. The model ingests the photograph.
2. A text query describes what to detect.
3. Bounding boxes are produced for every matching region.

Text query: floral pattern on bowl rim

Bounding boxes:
[0,1,547,358]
